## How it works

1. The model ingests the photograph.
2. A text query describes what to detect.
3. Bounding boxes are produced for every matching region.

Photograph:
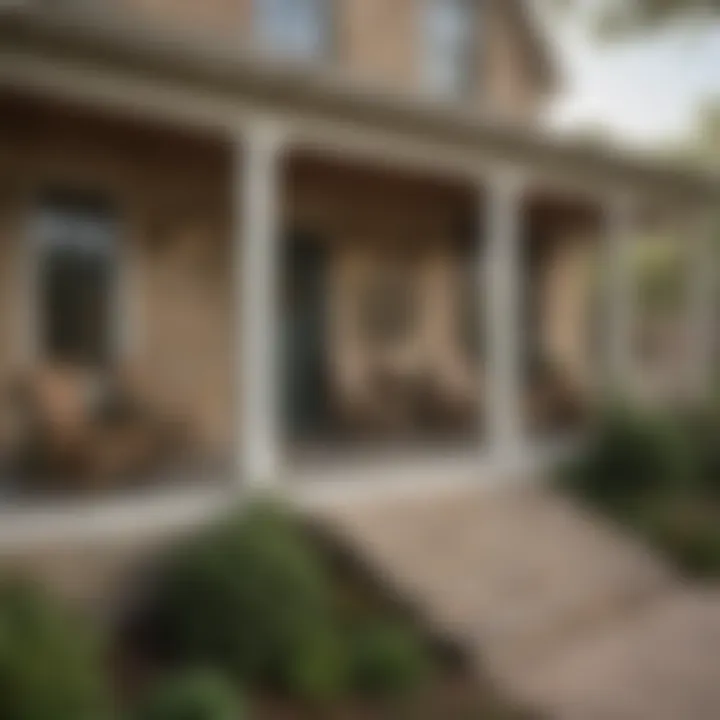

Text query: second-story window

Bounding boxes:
[256,0,331,61]
[423,0,476,98]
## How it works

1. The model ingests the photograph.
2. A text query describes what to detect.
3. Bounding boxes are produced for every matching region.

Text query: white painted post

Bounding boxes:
[235,122,286,486]
[484,170,525,469]
[686,213,717,398]
[604,194,635,396]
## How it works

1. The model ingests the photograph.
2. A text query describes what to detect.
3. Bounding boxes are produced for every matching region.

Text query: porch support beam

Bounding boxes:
[235,121,286,486]
[484,169,525,468]
[604,194,636,396]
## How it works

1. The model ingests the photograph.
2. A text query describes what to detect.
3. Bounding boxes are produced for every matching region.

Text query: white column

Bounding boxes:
[484,170,525,467]
[686,213,717,397]
[604,194,635,395]
[235,122,286,486]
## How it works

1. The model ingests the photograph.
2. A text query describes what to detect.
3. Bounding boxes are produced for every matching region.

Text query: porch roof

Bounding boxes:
[0,2,718,206]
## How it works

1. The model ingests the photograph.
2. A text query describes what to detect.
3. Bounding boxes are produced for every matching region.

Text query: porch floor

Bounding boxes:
[315,485,720,720]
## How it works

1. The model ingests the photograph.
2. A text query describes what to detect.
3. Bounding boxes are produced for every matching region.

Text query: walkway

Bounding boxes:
[317,485,720,720]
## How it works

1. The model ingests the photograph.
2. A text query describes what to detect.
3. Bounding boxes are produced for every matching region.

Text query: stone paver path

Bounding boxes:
[520,589,720,720]
[317,485,720,720]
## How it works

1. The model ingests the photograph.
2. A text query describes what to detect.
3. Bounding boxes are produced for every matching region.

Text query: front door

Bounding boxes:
[283,233,329,441]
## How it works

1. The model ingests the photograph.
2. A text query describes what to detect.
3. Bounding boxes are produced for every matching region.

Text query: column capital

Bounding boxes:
[236,117,290,154]
[483,165,527,197]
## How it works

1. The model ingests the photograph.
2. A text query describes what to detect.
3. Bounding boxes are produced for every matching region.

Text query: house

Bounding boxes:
[0,0,717,544]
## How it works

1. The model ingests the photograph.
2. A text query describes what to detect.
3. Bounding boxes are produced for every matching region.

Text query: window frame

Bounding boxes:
[26,189,125,369]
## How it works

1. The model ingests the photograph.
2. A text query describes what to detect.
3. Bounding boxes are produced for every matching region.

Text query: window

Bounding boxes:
[256,0,331,60]
[34,192,118,367]
[423,0,476,98]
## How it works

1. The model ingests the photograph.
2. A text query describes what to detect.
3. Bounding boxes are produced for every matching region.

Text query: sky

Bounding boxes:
[546,10,720,150]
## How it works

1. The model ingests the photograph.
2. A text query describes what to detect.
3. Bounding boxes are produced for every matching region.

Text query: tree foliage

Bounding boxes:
[691,101,720,166]
[548,0,720,35]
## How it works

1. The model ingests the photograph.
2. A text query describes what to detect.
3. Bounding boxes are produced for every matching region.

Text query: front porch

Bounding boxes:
[0,33,716,509]
[0,96,598,493]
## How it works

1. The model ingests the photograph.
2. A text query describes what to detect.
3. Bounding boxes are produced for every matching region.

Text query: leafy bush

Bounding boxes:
[669,526,720,577]
[679,409,720,499]
[560,405,693,512]
[0,579,110,720]
[346,617,430,697]
[284,623,348,704]
[146,503,342,700]
[560,403,720,577]
[638,498,720,577]
[134,670,243,720]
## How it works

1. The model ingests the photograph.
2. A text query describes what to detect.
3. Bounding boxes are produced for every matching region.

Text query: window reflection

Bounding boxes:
[257,0,331,61]
[423,0,476,98]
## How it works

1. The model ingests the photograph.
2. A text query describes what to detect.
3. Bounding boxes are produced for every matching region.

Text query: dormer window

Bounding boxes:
[423,0,476,98]
[256,0,331,61]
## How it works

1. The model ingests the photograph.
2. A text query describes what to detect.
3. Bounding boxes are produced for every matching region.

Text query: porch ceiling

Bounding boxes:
[0,3,718,207]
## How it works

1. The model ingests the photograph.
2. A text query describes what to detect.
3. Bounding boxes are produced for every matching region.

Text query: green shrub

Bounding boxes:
[663,524,720,577]
[560,405,693,513]
[147,502,341,700]
[560,403,720,578]
[638,498,720,577]
[679,409,720,499]
[0,579,110,720]
[134,670,243,720]
[284,623,349,704]
[346,617,430,698]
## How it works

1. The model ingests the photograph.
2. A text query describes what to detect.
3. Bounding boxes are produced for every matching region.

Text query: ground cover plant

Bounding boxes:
[560,403,720,578]
[0,501,539,719]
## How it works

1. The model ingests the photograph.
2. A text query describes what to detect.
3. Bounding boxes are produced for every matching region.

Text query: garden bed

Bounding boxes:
[0,500,540,720]
[560,404,720,579]
[114,506,539,719]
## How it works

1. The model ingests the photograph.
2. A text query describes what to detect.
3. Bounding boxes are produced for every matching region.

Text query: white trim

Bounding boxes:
[0,486,232,551]
[0,438,582,548]
[293,437,581,509]
[237,121,288,486]
[484,169,526,465]
[0,49,676,208]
